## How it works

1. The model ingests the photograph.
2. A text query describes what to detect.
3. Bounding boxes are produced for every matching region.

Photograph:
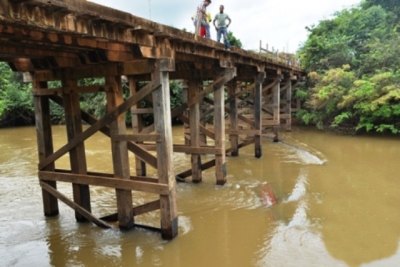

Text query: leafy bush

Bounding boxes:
[297,0,400,135]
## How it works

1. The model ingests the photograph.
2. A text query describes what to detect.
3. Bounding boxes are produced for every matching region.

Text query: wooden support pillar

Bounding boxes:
[254,72,266,158]
[106,76,134,230]
[62,76,91,222]
[188,80,202,183]
[182,81,191,147]
[285,80,292,131]
[214,68,236,185]
[33,77,59,216]
[228,80,239,157]
[273,77,281,142]
[129,77,147,176]
[199,89,208,146]
[214,81,226,185]
[152,59,178,240]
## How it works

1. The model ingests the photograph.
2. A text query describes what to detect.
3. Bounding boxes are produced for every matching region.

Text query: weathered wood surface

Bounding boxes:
[152,60,178,240]
[33,78,59,216]
[62,76,91,222]
[106,76,134,230]
[40,181,112,229]
[0,0,303,80]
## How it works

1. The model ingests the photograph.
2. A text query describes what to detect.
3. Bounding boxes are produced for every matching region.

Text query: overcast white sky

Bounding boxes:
[89,0,361,53]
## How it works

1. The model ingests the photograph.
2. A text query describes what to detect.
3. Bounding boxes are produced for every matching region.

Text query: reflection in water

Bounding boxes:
[1,126,400,266]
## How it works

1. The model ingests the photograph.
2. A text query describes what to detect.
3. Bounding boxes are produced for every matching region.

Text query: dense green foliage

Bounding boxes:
[227,31,243,48]
[0,63,34,126]
[297,0,400,134]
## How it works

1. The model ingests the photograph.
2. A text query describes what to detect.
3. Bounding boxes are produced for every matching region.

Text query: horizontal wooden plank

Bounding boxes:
[173,145,223,155]
[114,134,161,142]
[228,129,261,136]
[39,170,170,195]
[100,199,160,222]
[55,169,160,184]
[130,108,154,114]
[33,85,105,96]
[176,159,216,180]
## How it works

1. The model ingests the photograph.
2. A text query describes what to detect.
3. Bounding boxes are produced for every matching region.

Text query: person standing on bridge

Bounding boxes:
[213,5,231,49]
[195,0,212,38]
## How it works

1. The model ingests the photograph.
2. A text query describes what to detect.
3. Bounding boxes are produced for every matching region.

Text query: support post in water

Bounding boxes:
[129,77,147,176]
[62,75,91,222]
[214,67,236,185]
[188,79,203,183]
[33,76,59,216]
[106,75,134,230]
[152,59,178,239]
[228,79,239,157]
[254,71,266,158]
[273,74,282,142]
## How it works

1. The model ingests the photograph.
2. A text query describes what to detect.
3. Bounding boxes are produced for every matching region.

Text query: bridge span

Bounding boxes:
[0,0,304,239]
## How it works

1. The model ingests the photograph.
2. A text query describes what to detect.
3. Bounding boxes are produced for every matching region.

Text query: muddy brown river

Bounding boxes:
[0,126,399,267]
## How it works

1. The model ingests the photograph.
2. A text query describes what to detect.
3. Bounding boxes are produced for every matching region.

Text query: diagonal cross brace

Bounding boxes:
[39,81,160,170]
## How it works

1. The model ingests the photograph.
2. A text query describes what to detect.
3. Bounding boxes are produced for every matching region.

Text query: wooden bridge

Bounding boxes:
[0,0,304,239]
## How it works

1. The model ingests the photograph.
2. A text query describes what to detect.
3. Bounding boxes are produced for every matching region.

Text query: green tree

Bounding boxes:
[297,1,400,135]
[227,31,242,48]
[0,62,34,126]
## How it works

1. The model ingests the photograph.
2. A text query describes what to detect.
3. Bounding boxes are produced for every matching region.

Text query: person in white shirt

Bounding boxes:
[213,5,231,48]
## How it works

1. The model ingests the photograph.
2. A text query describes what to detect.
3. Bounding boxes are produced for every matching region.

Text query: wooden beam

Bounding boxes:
[272,80,281,124]
[228,129,262,136]
[114,134,161,143]
[254,72,266,158]
[228,81,239,156]
[62,76,91,222]
[176,159,216,180]
[100,200,161,222]
[33,77,59,216]
[214,72,228,185]
[285,80,292,131]
[188,79,202,183]
[39,171,170,195]
[106,75,134,230]
[152,59,178,240]
[173,145,222,155]
[129,77,148,176]
[40,181,112,229]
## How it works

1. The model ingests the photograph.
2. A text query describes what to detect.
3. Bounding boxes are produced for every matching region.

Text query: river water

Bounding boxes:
[0,126,399,267]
